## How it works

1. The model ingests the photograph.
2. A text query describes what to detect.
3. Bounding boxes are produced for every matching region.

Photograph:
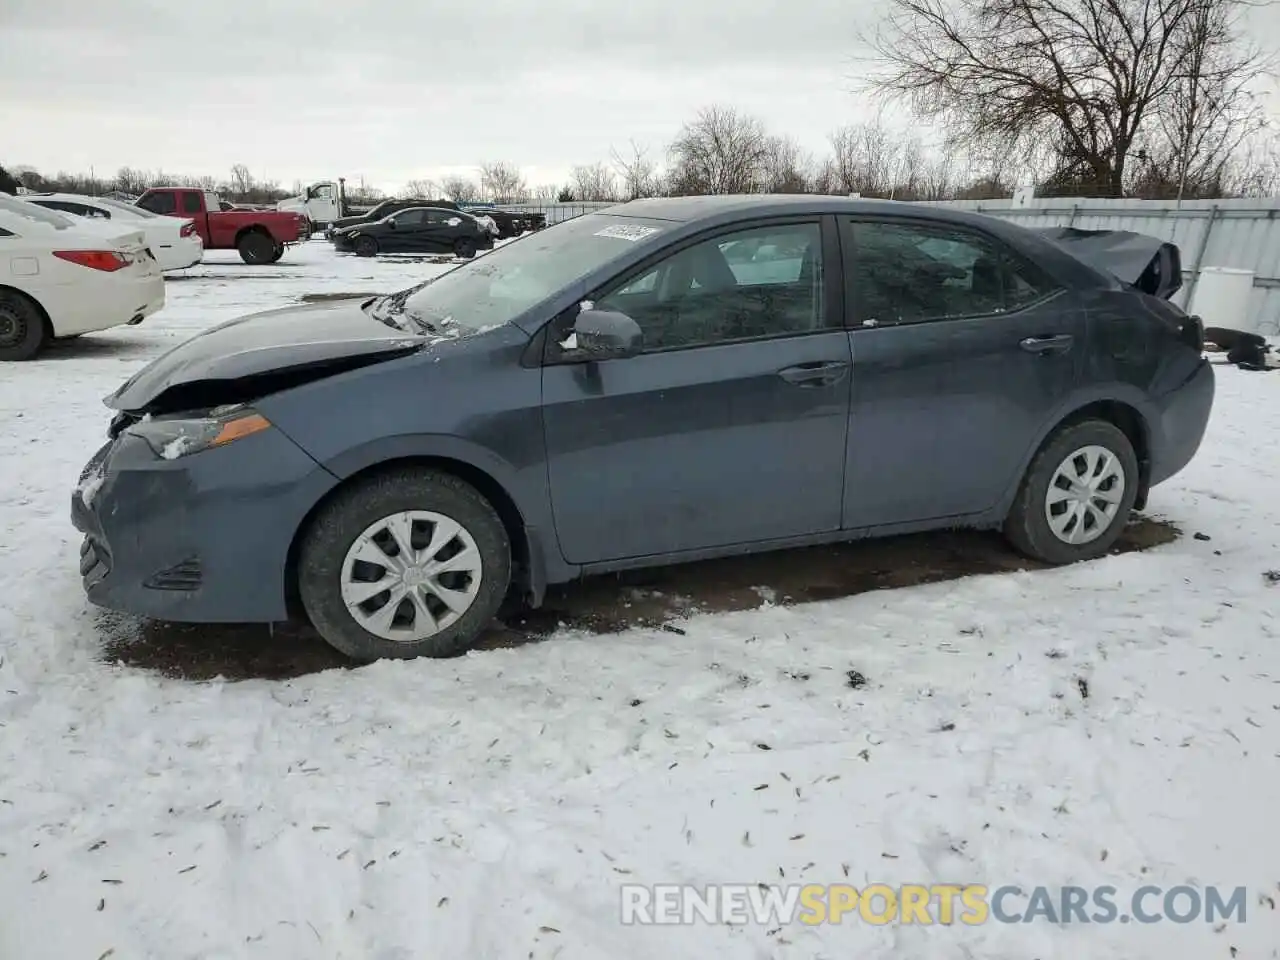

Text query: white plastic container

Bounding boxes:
[1186,266,1256,332]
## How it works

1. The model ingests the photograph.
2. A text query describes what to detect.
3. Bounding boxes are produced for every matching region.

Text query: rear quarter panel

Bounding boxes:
[1078,287,1212,480]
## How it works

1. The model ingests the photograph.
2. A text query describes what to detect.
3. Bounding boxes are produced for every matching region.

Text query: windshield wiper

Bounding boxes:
[365,282,431,331]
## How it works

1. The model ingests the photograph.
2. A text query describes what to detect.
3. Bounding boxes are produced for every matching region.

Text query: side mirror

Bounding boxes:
[573,306,642,360]
[387,218,397,229]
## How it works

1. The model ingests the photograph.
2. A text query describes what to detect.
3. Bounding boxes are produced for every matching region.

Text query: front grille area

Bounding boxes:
[144,559,202,591]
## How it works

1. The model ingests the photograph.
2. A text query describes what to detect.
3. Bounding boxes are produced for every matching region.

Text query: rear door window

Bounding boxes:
[846,219,1061,326]
[138,192,177,215]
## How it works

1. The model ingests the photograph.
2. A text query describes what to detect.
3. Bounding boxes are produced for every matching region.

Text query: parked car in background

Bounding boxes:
[326,198,460,240]
[71,196,1212,662]
[0,195,164,360]
[461,205,546,239]
[134,188,307,264]
[24,192,204,271]
[331,206,493,258]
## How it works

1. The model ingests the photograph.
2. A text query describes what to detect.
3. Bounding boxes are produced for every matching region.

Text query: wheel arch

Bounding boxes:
[233,224,273,247]
[1011,396,1153,515]
[284,454,539,619]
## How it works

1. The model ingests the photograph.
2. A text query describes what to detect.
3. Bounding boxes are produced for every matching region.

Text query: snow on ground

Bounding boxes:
[1,243,1278,959]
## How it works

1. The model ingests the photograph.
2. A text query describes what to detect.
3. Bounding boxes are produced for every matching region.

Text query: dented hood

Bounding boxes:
[105,299,428,413]
[1033,227,1183,300]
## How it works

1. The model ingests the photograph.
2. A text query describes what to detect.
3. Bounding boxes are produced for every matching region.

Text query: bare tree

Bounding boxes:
[440,174,480,202]
[479,161,528,202]
[0,164,18,195]
[402,178,438,198]
[868,0,1270,197]
[533,182,562,201]
[610,140,659,199]
[113,166,149,195]
[760,135,813,193]
[570,162,619,201]
[667,105,770,195]
[829,118,902,196]
[229,163,254,198]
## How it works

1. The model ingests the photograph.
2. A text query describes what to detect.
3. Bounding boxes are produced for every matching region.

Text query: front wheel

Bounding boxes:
[268,244,284,263]
[238,230,275,264]
[1004,419,1139,565]
[454,237,477,259]
[298,469,512,661]
[0,290,49,361]
[354,235,378,258]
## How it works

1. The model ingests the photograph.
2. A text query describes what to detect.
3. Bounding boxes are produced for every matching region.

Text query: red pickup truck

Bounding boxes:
[134,188,308,264]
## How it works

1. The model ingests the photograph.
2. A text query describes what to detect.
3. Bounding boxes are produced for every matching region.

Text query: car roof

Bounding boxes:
[394,206,470,216]
[603,194,1003,229]
[26,192,104,204]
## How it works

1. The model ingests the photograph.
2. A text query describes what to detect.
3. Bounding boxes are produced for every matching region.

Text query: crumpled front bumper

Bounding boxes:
[71,423,339,624]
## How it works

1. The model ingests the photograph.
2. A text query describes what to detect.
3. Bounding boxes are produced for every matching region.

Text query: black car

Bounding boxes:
[331,206,493,258]
[466,206,547,239]
[326,198,460,239]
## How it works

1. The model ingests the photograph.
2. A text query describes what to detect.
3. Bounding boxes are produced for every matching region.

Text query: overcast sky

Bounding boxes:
[1,0,880,193]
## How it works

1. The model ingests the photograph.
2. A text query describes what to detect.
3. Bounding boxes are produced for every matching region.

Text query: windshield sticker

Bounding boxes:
[594,224,660,242]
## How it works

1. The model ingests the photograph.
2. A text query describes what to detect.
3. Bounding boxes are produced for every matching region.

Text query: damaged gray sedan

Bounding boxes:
[72,196,1213,661]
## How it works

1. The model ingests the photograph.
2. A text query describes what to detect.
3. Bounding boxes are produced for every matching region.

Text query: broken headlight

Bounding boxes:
[125,404,273,460]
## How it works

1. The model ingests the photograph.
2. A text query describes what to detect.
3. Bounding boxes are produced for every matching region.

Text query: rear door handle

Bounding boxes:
[777,360,850,386]
[1020,334,1075,355]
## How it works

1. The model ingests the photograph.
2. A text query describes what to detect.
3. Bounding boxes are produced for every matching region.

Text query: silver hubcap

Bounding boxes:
[1044,444,1126,545]
[340,510,483,642]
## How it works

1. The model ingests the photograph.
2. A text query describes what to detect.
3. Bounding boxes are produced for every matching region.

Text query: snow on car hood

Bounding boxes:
[1033,227,1183,300]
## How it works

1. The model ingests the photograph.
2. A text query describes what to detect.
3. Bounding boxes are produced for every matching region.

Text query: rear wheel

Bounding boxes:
[238,230,275,264]
[1004,420,1139,564]
[454,237,477,259]
[354,235,378,258]
[0,290,49,362]
[298,468,511,661]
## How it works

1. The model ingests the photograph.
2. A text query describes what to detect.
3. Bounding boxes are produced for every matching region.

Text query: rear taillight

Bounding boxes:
[53,250,129,272]
[180,222,197,238]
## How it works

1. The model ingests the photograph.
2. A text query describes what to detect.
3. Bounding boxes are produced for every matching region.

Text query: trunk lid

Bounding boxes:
[1033,227,1183,300]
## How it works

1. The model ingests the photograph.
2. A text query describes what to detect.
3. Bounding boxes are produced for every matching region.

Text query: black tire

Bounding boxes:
[297,468,511,661]
[354,235,378,258]
[268,244,285,263]
[454,237,477,259]
[238,230,275,264]
[1004,419,1139,565]
[0,290,49,361]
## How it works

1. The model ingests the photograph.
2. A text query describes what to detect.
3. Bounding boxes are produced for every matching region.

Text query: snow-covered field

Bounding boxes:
[1,242,1277,959]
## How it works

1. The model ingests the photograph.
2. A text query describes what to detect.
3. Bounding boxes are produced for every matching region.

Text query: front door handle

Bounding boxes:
[776,360,850,386]
[1020,334,1075,355]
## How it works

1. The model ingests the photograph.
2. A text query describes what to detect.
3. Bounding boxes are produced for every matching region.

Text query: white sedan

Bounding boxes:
[0,195,166,361]
[23,192,203,272]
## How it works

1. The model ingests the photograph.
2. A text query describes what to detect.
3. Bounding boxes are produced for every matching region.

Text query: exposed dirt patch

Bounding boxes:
[99,516,1179,682]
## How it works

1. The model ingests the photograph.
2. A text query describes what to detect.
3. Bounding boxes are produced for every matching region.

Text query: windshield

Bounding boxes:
[97,197,158,219]
[0,195,74,228]
[395,212,664,333]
